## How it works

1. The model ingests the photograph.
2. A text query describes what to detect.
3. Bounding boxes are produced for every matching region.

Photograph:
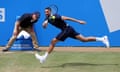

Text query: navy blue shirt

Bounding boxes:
[45,14,68,30]
[18,13,38,28]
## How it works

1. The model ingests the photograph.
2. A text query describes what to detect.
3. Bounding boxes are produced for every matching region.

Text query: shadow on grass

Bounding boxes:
[41,63,119,68]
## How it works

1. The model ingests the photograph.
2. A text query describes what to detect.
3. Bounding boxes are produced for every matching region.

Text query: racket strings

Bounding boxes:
[49,5,58,15]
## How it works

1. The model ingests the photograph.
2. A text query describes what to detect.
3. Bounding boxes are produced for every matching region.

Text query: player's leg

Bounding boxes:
[75,34,96,42]
[35,30,68,63]
[47,29,68,54]
[75,34,109,48]
[69,26,109,48]
[35,38,59,63]
[47,38,59,53]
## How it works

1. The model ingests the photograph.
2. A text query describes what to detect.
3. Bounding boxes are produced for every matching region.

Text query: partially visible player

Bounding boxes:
[35,7,110,63]
[2,11,40,52]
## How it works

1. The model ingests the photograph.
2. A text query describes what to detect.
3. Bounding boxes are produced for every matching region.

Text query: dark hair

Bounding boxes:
[45,7,51,11]
[33,11,40,18]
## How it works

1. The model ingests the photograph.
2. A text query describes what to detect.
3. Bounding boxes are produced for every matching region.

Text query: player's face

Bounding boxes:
[45,9,51,17]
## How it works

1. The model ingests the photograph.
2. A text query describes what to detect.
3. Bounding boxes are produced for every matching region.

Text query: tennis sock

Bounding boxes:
[96,37,104,41]
[44,52,48,59]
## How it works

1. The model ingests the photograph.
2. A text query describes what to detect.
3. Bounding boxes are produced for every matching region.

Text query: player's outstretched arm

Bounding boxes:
[61,16,86,24]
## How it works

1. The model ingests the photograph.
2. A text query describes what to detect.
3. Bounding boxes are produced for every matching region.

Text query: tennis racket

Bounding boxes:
[48,4,58,15]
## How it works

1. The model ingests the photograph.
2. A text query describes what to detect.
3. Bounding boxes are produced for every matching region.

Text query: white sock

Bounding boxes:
[43,52,48,59]
[96,37,103,41]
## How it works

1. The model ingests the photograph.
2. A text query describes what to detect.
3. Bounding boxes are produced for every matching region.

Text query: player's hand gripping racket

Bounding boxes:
[48,4,58,15]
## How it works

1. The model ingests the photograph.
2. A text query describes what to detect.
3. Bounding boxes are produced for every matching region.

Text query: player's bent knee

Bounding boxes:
[51,39,58,44]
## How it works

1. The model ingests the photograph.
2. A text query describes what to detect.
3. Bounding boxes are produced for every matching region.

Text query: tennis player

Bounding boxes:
[2,11,40,52]
[35,7,109,63]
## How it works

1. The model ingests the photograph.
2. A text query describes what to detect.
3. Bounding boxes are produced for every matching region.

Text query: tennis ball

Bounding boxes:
[51,16,55,19]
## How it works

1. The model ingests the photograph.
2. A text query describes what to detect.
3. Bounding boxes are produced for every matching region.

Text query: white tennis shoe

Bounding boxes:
[35,53,46,64]
[102,36,110,48]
